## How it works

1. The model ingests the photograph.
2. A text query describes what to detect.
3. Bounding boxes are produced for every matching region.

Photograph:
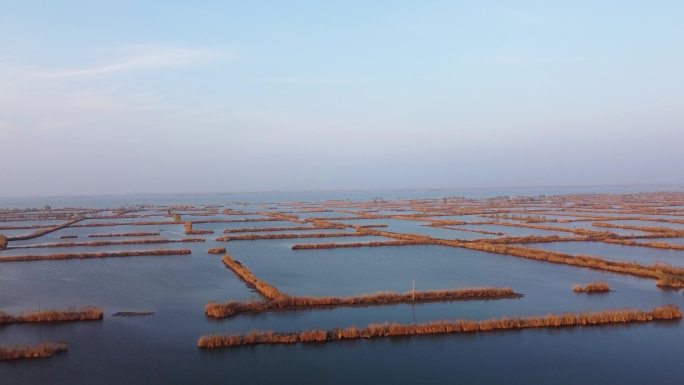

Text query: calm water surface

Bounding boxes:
[1,189,684,384]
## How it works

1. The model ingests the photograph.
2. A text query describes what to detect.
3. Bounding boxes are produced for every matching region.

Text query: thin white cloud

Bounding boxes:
[32,45,228,78]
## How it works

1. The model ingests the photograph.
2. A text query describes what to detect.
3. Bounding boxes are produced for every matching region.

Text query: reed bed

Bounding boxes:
[442,226,505,236]
[222,209,249,215]
[197,305,681,348]
[477,235,588,245]
[208,247,226,254]
[8,218,84,241]
[216,232,367,242]
[656,274,684,289]
[483,214,552,223]
[357,229,436,243]
[602,238,684,250]
[11,238,204,249]
[185,229,214,235]
[261,212,305,223]
[224,226,318,233]
[0,224,50,230]
[573,282,610,293]
[428,220,468,227]
[221,254,286,300]
[0,342,68,361]
[0,306,103,324]
[89,232,160,238]
[71,220,176,228]
[303,216,375,221]
[308,219,349,229]
[184,222,194,233]
[456,241,684,283]
[481,221,613,237]
[291,240,428,250]
[0,249,192,263]
[592,222,682,234]
[205,287,520,318]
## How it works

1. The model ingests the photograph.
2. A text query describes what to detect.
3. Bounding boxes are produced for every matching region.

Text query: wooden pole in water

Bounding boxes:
[412,279,415,301]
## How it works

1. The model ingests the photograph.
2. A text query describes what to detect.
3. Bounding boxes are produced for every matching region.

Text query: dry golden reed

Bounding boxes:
[17,238,204,249]
[221,254,286,300]
[455,242,684,288]
[291,240,427,250]
[224,226,320,233]
[0,342,68,361]
[602,238,684,250]
[0,249,192,263]
[216,232,368,242]
[198,305,682,348]
[205,287,520,318]
[8,218,84,241]
[0,306,103,324]
[573,282,610,293]
[89,232,160,238]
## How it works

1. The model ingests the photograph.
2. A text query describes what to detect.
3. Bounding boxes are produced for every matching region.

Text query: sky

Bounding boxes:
[1,0,683,197]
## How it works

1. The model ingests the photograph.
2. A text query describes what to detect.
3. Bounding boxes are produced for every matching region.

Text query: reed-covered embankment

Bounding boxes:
[70,220,176,228]
[216,232,368,242]
[592,222,683,235]
[0,306,103,324]
[0,224,53,231]
[471,235,587,245]
[0,342,68,361]
[359,229,684,289]
[205,287,520,318]
[353,228,436,243]
[260,212,305,223]
[573,282,610,293]
[220,254,286,300]
[8,217,84,241]
[186,229,214,235]
[439,226,504,236]
[10,238,204,249]
[656,275,684,289]
[307,219,349,229]
[184,222,214,235]
[0,249,192,263]
[455,242,684,288]
[208,247,226,254]
[291,240,428,250]
[477,221,615,238]
[197,305,681,348]
[224,226,318,233]
[89,232,160,238]
[601,238,684,250]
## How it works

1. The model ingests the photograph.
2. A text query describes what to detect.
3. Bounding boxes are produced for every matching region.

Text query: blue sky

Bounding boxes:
[1,1,683,196]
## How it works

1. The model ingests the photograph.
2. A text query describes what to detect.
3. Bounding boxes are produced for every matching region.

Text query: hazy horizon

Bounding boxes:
[1,183,681,203]
[2,1,683,196]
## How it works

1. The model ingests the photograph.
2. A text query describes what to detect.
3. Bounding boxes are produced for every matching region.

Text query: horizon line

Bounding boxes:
[0,183,682,201]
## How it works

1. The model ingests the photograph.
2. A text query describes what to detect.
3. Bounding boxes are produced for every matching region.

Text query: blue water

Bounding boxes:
[525,241,684,267]
[2,189,684,384]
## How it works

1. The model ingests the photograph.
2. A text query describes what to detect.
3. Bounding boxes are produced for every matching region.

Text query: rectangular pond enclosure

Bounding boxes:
[2,191,684,385]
